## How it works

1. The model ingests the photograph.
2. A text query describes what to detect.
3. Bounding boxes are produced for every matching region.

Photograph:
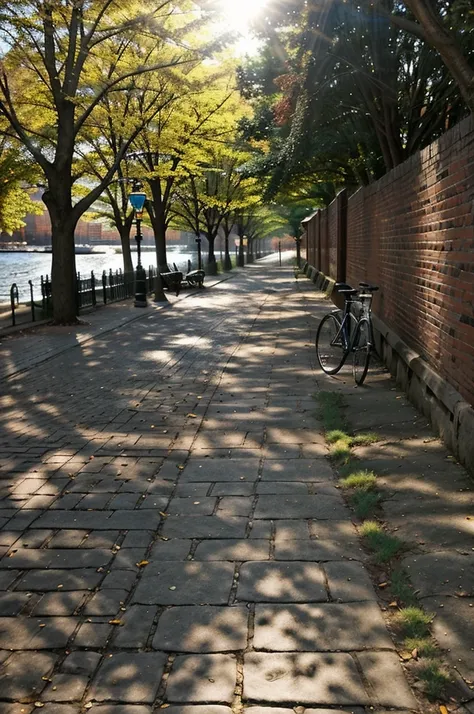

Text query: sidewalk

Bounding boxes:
[0,262,472,713]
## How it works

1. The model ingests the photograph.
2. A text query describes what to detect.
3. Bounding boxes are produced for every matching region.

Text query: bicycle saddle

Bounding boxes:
[359,282,379,292]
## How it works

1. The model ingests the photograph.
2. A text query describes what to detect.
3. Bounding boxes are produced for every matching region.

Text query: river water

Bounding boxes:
[0,247,199,303]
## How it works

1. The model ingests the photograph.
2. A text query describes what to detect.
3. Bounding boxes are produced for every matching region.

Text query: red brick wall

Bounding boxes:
[304,116,474,406]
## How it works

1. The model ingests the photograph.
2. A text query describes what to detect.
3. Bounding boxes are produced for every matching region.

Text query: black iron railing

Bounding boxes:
[5,266,158,328]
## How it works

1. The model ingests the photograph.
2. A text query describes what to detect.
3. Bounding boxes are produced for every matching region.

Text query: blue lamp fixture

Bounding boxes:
[128,191,146,216]
[128,183,148,308]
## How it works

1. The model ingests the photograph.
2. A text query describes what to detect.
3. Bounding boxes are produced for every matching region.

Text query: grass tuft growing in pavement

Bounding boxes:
[315,391,348,432]
[390,568,418,607]
[404,637,438,658]
[393,607,433,639]
[417,659,451,700]
[350,490,381,519]
[351,432,380,446]
[340,469,377,490]
[360,520,405,563]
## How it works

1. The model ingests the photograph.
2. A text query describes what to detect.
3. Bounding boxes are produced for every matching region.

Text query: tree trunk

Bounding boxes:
[120,221,133,275]
[224,235,232,271]
[247,238,255,263]
[42,184,78,324]
[148,180,170,273]
[206,233,217,275]
[238,236,245,267]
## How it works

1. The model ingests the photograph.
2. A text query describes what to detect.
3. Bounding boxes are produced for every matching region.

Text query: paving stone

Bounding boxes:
[0,651,57,700]
[47,530,88,548]
[356,651,418,708]
[80,530,120,548]
[261,459,334,482]
[324,562,377,601]
[402,552,474,598]
[158,708,231,714]
[243,652,369,704]
[84,589,129,616]
[112,547,148,569]
[0,704,34,714]
[211,483,255,496]
[0,548,112,569]
[91,708,151,714]
[0,592,32,616]
[274,520,310,541]
[73,622,112,648]
[166,497,217,516]
[248,521,272,539]
[106,510,162,530]
[133,561,235,605]
[90,652,167,702]
[120,531,154,548]
[101,569,137,590]
[166,654,236,703]
[253,602,394,651]
[32,592,87,616]
[193,539,270,561]
[217,497,254,517]
[138,495,170,510]
[149,539,191,560]
[61,651,101,675]
[0,617,77,649]
[181,460,260,482]
[255,494,347,519]
[244,709,297,714]
[162,516,247,539]
[15,569,103,591]
[256,482,308,494]
[112,605,157,648]
[153,605,248,652]
[174,483,212,497]
[36,702,81,714]
[304,709,365,713]
[425,595,474,681]
[237,562,327,602]
[41,674,88,702]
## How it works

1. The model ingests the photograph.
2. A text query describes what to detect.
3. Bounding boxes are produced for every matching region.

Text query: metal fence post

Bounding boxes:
[10,283,19,326]
[91,271,96,306]
[102,270,107,304]
[28,280,35,322]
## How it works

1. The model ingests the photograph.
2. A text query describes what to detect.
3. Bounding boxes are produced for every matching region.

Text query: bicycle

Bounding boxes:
[315,281,379,385]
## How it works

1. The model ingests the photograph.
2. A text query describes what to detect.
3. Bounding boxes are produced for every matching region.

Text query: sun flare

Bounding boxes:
[218,0,268,38]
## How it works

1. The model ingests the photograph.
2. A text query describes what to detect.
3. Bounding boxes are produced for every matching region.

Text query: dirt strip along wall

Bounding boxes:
[302,115,474,407]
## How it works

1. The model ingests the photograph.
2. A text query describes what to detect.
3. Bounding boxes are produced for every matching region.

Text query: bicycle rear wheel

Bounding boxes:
[352,318,372,385]
[316,313,346,374]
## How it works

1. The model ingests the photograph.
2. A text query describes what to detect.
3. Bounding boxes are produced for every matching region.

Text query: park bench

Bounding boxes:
[160,271,183,296]
[172,263,205,289]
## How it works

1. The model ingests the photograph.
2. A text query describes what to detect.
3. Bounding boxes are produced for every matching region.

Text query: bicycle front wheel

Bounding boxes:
[352,318,372,385]
[316,313,346,374]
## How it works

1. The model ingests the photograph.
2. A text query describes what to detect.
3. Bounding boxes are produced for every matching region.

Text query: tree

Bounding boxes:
[128,69,245,274]
[0,139,42,234]
[387,0,474,113]
[0,0,196,322]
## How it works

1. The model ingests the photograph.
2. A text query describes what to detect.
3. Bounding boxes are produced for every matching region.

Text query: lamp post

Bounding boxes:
[129,184,148,308]
[195,237,202,270]
[295,234,302,268]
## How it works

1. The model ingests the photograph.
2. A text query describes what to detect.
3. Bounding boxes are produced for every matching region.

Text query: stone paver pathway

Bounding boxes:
[0,262,421,712]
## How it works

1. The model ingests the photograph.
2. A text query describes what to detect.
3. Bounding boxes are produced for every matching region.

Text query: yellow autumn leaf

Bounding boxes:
[136,560,149,568]
[108,619,123,625]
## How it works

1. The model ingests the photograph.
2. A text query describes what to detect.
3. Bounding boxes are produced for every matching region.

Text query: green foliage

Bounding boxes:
[394,607,433,639]
[417,660,451,700]
[350,490,381,519]
[360,520,405,563]
[390,568,418,607]
[0,144,42,234]
[341,470,377,491]
[315,391,348,432]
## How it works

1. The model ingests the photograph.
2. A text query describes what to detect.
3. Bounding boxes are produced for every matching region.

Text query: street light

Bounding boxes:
[129,184,148,308]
